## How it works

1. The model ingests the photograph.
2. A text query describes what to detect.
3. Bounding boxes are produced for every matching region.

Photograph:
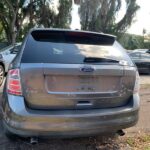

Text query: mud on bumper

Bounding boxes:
[2,94,140,137]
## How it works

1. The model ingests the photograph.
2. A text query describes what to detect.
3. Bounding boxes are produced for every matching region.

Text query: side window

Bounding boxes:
[130,52,140,59]
[146,49,150,54]
[141,53,150,59]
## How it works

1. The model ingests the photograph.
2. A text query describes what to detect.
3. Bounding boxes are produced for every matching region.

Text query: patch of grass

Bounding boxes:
[144,146,150,150]
[125,135,150,150]
[141,135,150,142]
[126,137,135,147]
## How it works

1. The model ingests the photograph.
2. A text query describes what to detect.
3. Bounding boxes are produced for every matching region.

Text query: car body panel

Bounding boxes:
[2,29,139,137]
[2,93,139,137]
[20,63,136,110]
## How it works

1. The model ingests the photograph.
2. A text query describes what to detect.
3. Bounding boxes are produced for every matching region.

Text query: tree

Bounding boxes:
[0,0,32,44]
[54,0,72,28]
[0,22,4,41]
[36,0,72,28]
[0,0,73,44]
[79,0,140,35]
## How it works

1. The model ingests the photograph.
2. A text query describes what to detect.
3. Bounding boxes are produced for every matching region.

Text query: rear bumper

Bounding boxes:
[2,94,140,137]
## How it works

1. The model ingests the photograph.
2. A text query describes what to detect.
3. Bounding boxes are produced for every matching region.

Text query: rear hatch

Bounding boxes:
[20,30,136,110]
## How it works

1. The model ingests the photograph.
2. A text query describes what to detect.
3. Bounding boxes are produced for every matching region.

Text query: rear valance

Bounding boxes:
[31,30,116,45]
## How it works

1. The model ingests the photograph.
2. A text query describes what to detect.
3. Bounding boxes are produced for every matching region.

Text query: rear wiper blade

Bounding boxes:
[83,57,119,63]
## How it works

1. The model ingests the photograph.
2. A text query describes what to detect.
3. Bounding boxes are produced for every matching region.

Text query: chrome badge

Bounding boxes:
[80,66,95,73]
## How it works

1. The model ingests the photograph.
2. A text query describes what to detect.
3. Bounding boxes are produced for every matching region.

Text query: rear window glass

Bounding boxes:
[21,31,126,64]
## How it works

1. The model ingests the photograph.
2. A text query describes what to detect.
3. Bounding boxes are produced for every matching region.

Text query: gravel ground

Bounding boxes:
[0,75,149,150]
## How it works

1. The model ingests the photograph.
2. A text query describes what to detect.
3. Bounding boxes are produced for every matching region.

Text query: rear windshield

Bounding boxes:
[21,31,127,64]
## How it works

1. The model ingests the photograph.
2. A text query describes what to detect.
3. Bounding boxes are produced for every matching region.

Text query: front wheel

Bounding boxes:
[0,65,4,86]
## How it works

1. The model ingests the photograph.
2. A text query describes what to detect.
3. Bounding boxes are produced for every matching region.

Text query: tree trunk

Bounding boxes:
[12,5,18,44]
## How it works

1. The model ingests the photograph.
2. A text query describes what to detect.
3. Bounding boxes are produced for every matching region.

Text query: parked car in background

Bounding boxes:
[2,29,140,139]
[133,49,150,54]
[126,50,133,54]
[129,50,150,74]
[0,43,21,85]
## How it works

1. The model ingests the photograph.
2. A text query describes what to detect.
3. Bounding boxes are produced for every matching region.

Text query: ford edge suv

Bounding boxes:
[2,29,140,138]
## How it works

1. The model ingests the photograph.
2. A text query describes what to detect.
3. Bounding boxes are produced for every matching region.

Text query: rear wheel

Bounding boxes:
[0,65,4,86]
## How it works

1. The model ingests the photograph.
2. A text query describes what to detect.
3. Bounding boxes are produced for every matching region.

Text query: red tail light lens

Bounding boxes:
[7,69,22,96]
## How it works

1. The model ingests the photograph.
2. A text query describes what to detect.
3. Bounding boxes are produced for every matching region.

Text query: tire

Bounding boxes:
[0,65,4,86]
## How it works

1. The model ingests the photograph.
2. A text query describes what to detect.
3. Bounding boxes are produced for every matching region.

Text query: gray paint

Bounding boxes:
[2,28,140,137]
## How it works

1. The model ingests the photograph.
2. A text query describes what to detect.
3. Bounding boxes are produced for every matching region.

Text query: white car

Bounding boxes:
[133,49,150,53]
[0,43,21,85]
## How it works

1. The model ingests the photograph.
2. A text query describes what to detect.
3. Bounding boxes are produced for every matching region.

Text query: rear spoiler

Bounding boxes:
[30,29,116,45]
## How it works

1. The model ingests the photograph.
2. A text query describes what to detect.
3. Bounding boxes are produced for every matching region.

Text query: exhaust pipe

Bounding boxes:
[117,130,125,136]
[30,137,38,145]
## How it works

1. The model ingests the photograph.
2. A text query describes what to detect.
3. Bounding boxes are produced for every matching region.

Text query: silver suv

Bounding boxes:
[2,29,140,138]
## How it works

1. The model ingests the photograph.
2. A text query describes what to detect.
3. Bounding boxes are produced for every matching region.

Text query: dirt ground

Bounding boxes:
[0,75,149,150]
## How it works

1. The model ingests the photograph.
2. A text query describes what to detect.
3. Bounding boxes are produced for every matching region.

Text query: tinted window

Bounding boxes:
[130,52,140,58]
[21,31,128,64]
[141,53,150,59]
[146,49,150,54]
[31,30,115,45]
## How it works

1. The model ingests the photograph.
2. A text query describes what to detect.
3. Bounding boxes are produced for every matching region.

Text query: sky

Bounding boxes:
[71,0,150,35]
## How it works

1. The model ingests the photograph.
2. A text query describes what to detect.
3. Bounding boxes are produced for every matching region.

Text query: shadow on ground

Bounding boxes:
[0,95,128,150]
[0,131,126,150]
[0,75,150,150]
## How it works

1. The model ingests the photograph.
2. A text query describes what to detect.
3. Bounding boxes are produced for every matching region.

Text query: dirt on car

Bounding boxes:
[0,75,149,150]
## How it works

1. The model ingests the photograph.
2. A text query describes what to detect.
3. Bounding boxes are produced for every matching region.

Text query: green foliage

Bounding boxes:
[36,0,72,29]
[118,33,150,50]
[0,0,28,43]
[54,0,72,28]
[79,0,140,35]
[0,0,73,44]
[0,22,3,41]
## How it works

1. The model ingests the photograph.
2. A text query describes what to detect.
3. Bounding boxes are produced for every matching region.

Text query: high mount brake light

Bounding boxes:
[7,69,22,96]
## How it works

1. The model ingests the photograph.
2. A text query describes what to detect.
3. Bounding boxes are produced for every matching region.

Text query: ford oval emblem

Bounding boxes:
[80,66,95,72]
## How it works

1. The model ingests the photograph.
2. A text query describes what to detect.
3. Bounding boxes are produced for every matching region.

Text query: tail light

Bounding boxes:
[7,69,22,96]
[133,71,140,94]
